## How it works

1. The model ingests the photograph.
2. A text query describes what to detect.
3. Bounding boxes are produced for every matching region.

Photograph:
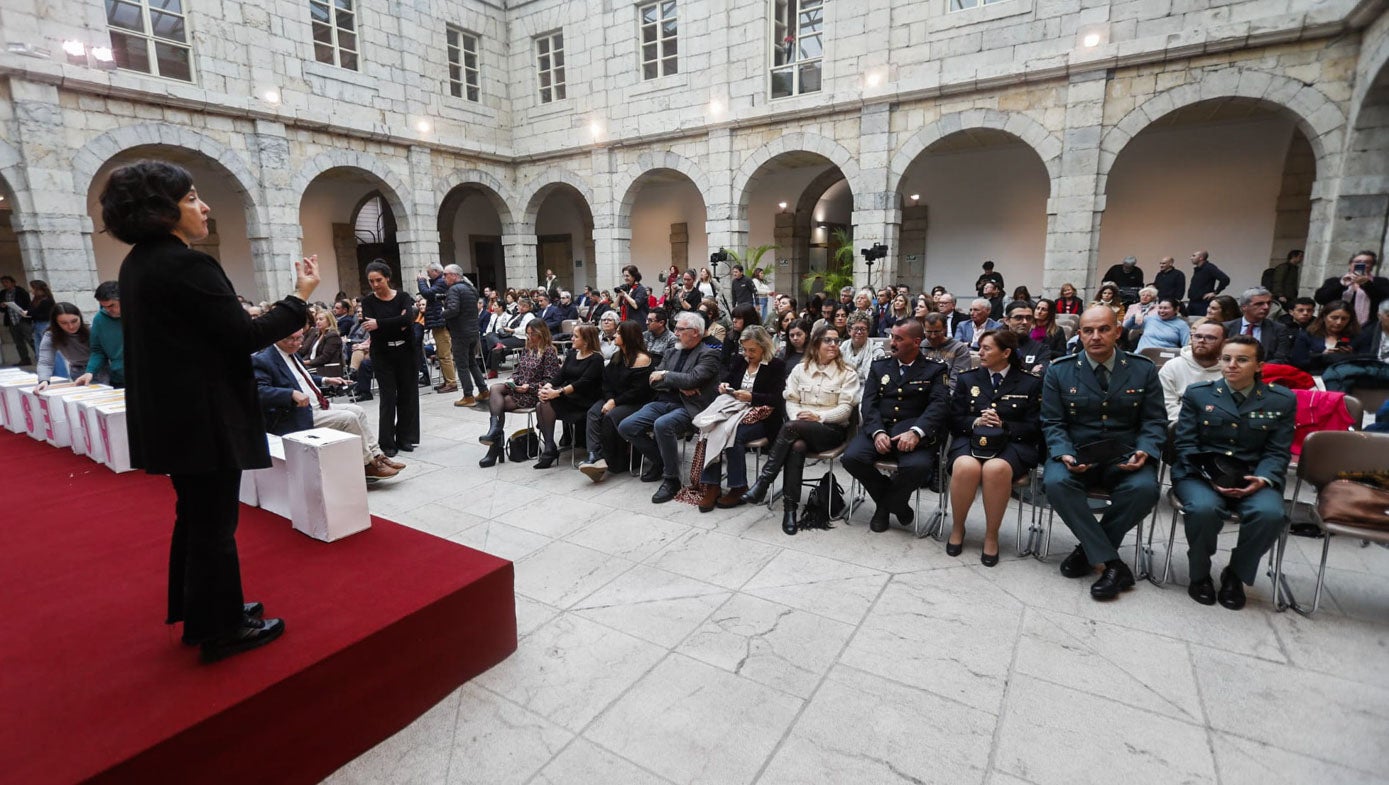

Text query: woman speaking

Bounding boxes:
[103,161,318,663]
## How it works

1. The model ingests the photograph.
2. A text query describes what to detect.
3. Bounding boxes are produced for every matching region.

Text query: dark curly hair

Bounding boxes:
[98,161,193,245]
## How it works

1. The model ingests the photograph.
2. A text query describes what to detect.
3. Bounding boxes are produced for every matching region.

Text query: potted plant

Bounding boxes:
[801,227,855,295]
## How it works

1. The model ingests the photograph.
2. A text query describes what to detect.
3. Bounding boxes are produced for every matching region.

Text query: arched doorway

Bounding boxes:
[739,151,854,298]
[85,146,259,296]
[619,168,707,286]
[299,169,406,299]
[894,129,1050,298]
[1099,98,1316,299]
[438,183,509,291]
[0,175,30,366]
[528,184,594,296]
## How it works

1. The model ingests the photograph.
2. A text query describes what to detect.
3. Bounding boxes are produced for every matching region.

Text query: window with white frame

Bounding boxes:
[638,1,678,80]
[310,0,358,70]
[949,0,1008,10]
[535,31,566,103]
[447,27,480,101]
[770,0,822,99]
[104,0,194,82]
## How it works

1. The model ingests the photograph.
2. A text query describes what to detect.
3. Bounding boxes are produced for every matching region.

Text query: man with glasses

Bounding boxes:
[642,309,677,361]
[1004,300,1052,376]
[920,312,971,390]
[841,313,883,382]
[1159,318,1224,423]
[75,280,125,387]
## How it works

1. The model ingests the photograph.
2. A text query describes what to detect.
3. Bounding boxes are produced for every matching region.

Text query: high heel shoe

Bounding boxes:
[946,539,964,557]
[533,446,559,469]
[478,441,505,468]
[980,550,999,568]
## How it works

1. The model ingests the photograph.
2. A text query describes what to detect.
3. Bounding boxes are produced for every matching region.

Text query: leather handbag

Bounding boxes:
[970,426,1007,459]
[1318,479,1389,530]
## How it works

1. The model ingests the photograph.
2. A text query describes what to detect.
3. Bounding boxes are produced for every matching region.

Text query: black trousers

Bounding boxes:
[450,334,487,395]
[841,430,938,512]
[167,470,245,641]
[372,345,420,450]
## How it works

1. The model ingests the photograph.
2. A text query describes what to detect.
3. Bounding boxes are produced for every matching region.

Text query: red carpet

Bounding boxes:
[0,430,516,785]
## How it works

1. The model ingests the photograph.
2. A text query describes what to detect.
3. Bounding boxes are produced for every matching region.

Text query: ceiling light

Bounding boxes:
[415,119,432,133]
[261,89,281,104]
[1082,33,1101,47]
[778,201,788,210]
[909,194,920,201]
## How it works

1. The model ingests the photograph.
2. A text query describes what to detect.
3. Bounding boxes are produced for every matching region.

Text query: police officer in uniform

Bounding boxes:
[1041,306,1166,600]
[1171,335,1295,609]
[841,319,951,532]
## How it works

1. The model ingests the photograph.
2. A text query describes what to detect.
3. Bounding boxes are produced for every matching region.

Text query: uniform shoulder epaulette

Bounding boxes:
[1124,351,1154,365]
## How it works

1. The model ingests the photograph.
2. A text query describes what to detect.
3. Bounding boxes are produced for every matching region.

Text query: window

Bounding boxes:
[950,0,1008,9]
[638,1,677,80]
[447,27,480,101]
[535,31,566,103]
[310,0,358,71]
[104,0,194,82]
[770,0,822,99]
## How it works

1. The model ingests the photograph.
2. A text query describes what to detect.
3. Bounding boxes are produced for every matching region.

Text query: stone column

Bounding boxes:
[246,120,301,301]
[588,148,619,293]
[703,128,746,297]
[850,206,901,294]
[853,103,900,292]
[1044,71,1109,298]
[393,146,439,283]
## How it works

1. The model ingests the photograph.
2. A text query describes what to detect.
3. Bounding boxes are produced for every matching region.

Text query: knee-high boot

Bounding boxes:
[743,428,798,504]
[780,449,806,535]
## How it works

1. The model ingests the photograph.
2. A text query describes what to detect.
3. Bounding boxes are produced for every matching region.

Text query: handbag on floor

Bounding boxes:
[506,428,538,462]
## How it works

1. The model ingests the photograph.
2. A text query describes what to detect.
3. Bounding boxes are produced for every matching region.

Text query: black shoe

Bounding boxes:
[355,392,374,401]
[869,508,891,533]
[640,464,664,483]
[1059,545,1092,579]
[397,442,414,452]
[181,602,267,645]
[1090,561,1136,600]
[652,478,680,504]
[946,540,963,557]
[479,442,505,468]
[558,433,573,449]
[743,477,772,504]
[981,549,999,568]
[1188,576,1217,606]
[534,447,559,469]
[382,447,398,458]
[479,416,504,446]
[896,504,914,528]
[782,505,799,535]
[1218,567,1246,610]
[200,617,285,663]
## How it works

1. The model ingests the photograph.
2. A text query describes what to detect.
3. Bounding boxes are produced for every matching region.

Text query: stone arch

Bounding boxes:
[435,167,516,230]
[71,123,265,234]
[732,132,862,213]
[613,151,712,225]
[518,168,596,227]
[0,138,29,214]
[887,110,1062,193]
[1098,69,1346,191]
[291,149,414,233]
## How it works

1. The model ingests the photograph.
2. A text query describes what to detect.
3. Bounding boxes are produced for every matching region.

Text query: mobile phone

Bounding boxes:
[505,380,517,390]
[1353,262,1368,276]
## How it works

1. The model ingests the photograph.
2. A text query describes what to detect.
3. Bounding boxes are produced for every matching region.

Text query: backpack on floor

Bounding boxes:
[800,471,845,530]
[506,428,538,462]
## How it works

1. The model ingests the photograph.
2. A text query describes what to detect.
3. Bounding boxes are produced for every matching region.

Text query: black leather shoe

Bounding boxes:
[478,443,505,468]
[1059,545,1093,579]
[397,442,415,453]
[980,550,999,568]
[743,477,772,504]
[1218,567,1246,610]
[1090,561,1136,600]
[640,465,664,483]
[382,447,398,458]
[945,540,964,557]
[781,505,799,536]
[200,617,285,663]
[181,602,266,645]
[533,447,559,469]
[652,478,680,504]
[1188,576,1217,606]
[896,504,914,528]
[869,508,891,533]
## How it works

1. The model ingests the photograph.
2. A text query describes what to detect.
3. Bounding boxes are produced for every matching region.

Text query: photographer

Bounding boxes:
[614,264,650,325]
[670,269,703,314]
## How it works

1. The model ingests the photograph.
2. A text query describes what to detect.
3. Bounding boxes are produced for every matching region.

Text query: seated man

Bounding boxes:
[840,320,951,532]
[1003,300,1053,376]
[1277,296,1317,331]
[253,329,403,479]
[954,298,1001,349]
[1222,286,1293,364]
[1171,335,1295,609]
[642,309,678,361]
[617,311,722,503]
[920,312,971,389]
[1158,319,1225,423]
[1041,306,1165,600]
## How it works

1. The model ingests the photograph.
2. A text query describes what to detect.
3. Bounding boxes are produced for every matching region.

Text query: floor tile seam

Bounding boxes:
[748,573,897,785]
[739,570,891,595]
[1185,640,1225,785]
[1205,726,1389,780]
[440,686,466,784]
[736,586,883,628]
[538,555,645,612]
[983,604,1031,784]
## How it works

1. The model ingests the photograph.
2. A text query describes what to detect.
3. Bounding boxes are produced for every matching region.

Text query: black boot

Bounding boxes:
[743,430,797,504]
[782,502,799,535]
[479,415,504,446]
[478,440,505,468]
[534,433,559,469]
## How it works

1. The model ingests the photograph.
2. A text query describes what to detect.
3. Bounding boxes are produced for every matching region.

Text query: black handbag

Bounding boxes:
[970,426,1007,459]
[506,428,538,462]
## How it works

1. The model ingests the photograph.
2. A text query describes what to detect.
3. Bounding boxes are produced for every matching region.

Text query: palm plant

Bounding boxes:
[802,227,855,295]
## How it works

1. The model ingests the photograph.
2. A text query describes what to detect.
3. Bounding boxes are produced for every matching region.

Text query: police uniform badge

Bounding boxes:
[970,385,981,397]
[881,374,891,386]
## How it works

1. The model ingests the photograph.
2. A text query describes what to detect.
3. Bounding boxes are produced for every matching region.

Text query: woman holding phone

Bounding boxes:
[477,320,560,467]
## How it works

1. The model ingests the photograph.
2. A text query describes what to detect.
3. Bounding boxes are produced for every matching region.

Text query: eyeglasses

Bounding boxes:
[923,329,945,336]
[1191,334,1222,342]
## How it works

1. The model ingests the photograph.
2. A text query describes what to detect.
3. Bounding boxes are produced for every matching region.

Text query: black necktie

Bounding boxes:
[991,372,1002,393]
[1232,391,1246,406]
[1095,364,1109,392]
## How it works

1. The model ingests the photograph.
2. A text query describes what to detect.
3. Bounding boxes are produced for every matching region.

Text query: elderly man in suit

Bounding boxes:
[618,310,722,504]
[954,298,1002,349]
[253,328,403,479]
[1222,287,1292,364]
[840,319,952,532]
[1171,335,1295,609]
[1041,306,1166,600]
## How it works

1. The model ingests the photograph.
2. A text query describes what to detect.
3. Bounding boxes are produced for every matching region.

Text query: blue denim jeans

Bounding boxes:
[617,400,690,479]
[699,421,768,487]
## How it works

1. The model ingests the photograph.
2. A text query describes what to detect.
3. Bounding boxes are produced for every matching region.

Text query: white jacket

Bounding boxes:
[785,360,861,424]
[1157,346,1224,423]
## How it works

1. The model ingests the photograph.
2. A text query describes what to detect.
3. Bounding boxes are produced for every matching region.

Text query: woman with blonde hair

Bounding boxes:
[477,320,560,467]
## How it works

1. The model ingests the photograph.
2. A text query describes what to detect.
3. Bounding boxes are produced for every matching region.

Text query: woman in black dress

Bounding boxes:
[946,329,1042,566]
[360,260,419,456]
[534,324,604,468]
[101,160,317,662]
[578,320,654,481]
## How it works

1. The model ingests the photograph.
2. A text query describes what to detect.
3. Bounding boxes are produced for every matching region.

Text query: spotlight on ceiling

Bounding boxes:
[1082,32,1101,47]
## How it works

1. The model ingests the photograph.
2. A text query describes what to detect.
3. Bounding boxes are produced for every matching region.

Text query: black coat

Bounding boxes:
[442,279,481,341]
[949,366,1043,467]
[418,274,449,329]
[121,235,307,475]
[860,354,951,442]
[1314,275,1389,328]
[724,356,787,435]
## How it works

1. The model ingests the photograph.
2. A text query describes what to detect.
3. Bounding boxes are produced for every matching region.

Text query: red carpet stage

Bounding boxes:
[0,430,516,785]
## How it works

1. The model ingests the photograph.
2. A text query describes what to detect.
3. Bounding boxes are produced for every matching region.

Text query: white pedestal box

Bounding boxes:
[283,428,371,542]
[0,374,39,433]
[62,390,123,456]
[246,435,291,519]
[93,403,133,473]
[38,384,110,447]
[238,469,259,507]
[77,393,126,462]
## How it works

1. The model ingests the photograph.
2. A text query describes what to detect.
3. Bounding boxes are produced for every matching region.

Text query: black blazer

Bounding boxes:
[1291,329,1355,373]
[949,366,1043,466]
[860,355,951,442]
[1222,318,1293,364]
[724,356,787,434]
[302,332,343,372]
[121,235,307,474]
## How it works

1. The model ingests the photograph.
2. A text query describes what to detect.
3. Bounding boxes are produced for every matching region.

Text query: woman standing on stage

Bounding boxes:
[360,260,420,457]
[101,160,318,662]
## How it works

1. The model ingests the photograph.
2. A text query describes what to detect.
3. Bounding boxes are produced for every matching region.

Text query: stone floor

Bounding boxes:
[322,385,1389,785]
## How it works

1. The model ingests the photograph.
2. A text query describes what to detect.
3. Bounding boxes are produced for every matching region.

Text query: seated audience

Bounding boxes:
[1031,298,1069,356]
[533,324,604,469]
[1090,283,1124,319]
[841,313,883,382]
[955,298,1001,349]
[982,282,1005,320]
[1135,297,1191,351]
[1291,300,1358,374]
[946,329,1042,566]
[1003,300,1053,376]
[301,310,343,373]
[1222,286,1293,364]
[596,309,621,360]
[776,317,811,376]
[1278,296,1317,331]
[1323,299,1389,392]
[1121,286,1159,333]
[691,326,786,511]
[1314,250,1386,329]
[484,297,536,374]
[1010,286,1035,309]
[477,321,561,467]
[1205,294,1239,324]
[921,312,972,390]
[643,309,677,361]
[579,321,654,481]
[722,304,762,370]
[936,292,967,337]
[1158,319,1225,422]
[1054,282,1084,315]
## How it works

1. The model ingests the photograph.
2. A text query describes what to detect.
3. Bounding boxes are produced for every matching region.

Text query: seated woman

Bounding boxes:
[1205,294,1239,324]
[477,320,561,467]
[1122,286,1160,348]
[1054,282,1084,315]
[744,324,860,535]
[579,320,654,481]
[879,294,910,334]
[533,324,604,468]
[1291,299,1359,374]
[775,317,810,379]
[721,303,762,370]
[1090,283,1124,319]
[946,329,1042,566]
[1134,298,1190,351]
[35,303,101,390]
[1031,298,1069,356]
[1011,286,1035,309]
[698,299,726,344]
[692,326,786,511]
[301,310,344,374]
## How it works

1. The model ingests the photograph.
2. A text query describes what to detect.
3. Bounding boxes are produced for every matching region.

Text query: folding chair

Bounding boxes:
[1139,347,1181,368]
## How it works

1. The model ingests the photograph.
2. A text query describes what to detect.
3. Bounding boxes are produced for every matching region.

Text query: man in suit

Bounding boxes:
[618,310,722,504]
[333,299,356,336]
[1186,250,1230,314]
[252,329,402,479]
[1171,335,1295,609]
[1003,300,1053,376]
[935,292,968,337]
[1222,287,1293,364]
[536,293,565,334]
[1041,306,1166,600]
[841,319,952,532]
[955,298,1002,349]
[440,265,487,406]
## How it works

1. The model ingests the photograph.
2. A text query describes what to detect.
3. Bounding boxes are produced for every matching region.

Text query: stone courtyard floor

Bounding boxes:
[323,386,1389,785]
